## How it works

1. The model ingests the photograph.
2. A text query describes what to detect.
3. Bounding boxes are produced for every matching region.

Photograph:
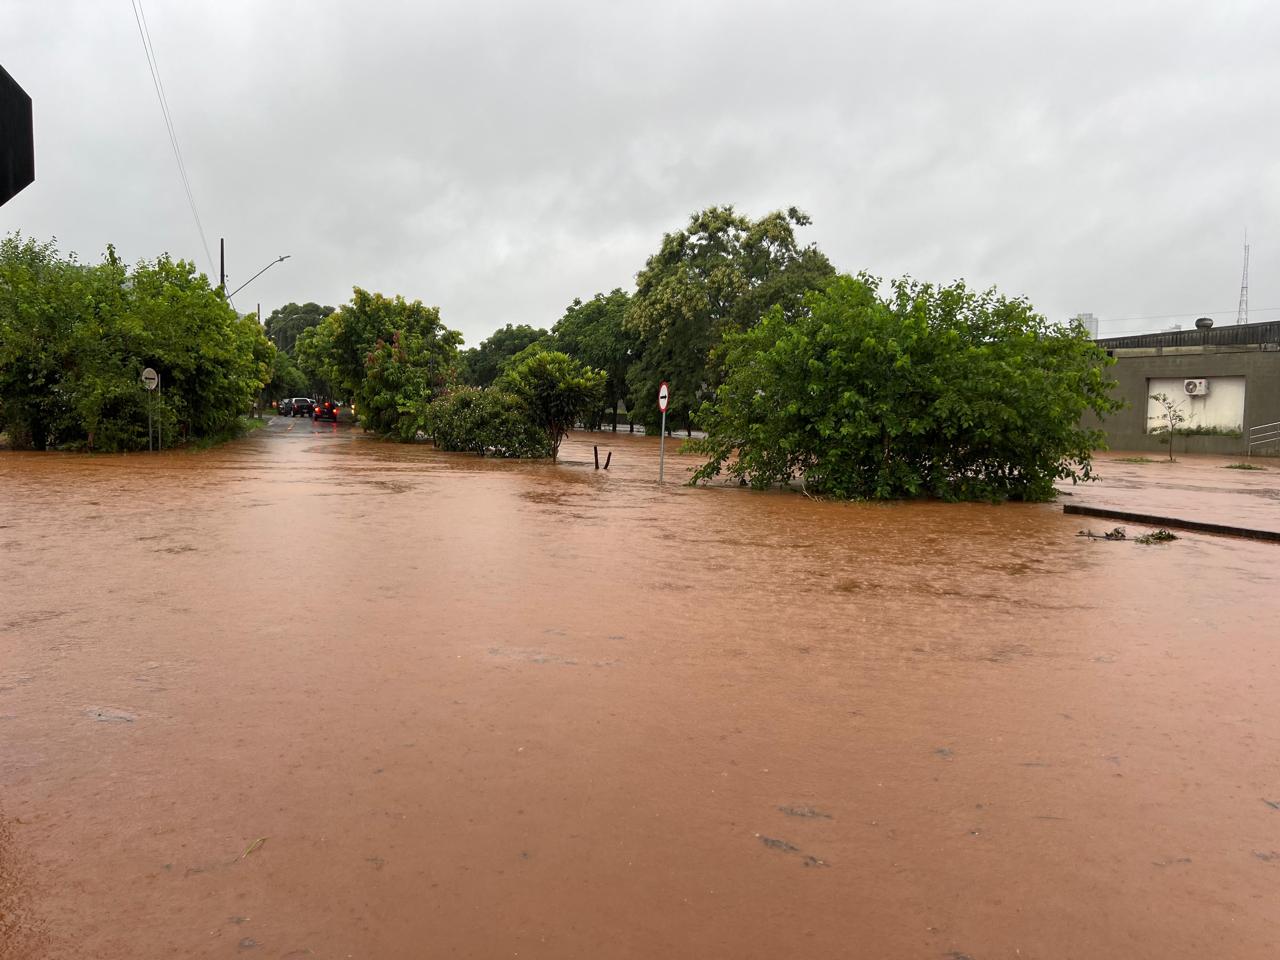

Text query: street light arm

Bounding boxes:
[228,255,290,298]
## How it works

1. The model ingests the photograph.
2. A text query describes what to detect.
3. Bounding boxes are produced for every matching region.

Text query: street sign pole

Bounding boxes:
[142,367,159,452]
[657,381,670,482]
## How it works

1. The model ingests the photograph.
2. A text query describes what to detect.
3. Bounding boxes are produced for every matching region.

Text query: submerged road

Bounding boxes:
[2,421,1279,959]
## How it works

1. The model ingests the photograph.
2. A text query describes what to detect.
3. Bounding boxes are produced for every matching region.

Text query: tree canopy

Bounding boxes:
[461,323,550,387]
[689,274,1120,502]
[552,289,637,429]
[295,287,461,436]
[498,350,606,461]
[623,205,834,433]
[0,233,273,451]
[264,301,334,355]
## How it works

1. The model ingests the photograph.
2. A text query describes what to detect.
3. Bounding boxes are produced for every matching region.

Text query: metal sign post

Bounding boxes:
[657,381,670,482]
[142,367,159,451]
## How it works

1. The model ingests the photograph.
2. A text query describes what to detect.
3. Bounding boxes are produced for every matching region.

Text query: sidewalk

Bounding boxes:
[1058,451,1280,536]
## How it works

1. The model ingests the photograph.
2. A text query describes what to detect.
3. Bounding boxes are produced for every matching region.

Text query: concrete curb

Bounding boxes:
[1063,504,1280,543]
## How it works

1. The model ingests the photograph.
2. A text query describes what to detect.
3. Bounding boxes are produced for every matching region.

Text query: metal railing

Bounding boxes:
[1247,419,1280,453]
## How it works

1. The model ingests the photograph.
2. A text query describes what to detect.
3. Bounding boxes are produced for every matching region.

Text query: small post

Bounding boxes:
[657,380,670,483]
[659,408,666,481]
[594,445,600,469]
[603,451,611,470]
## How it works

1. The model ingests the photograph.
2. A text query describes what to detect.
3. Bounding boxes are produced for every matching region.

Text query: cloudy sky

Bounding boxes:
[5,0,1278,345]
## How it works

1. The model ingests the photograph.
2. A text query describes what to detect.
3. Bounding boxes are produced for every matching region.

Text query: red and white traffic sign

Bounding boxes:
[657,381,670,413]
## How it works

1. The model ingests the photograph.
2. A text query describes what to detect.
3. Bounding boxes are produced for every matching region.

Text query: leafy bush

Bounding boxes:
[689,273,1121,501]
[499,350,606,461]
[0,234,273,451]
[422,387,550,458]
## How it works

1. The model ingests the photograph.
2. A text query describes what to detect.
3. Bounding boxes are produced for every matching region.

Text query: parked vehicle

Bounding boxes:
[289,397,315,417]
[278,398,295,416]
[312,399,340,422]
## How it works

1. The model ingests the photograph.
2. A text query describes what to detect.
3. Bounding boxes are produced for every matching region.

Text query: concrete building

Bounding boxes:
[1089,319,1280,456]
[1071,312,1100,338]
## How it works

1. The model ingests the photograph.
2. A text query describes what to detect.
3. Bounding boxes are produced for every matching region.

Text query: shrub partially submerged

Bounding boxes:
[422,387,550,458]
[689,274,1120,501]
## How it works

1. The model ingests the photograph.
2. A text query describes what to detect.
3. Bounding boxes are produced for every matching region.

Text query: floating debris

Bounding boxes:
[241,837,267,859]
[86,707,135,723]
[1135,529,1178,545]
[759,836,799,853]
[1077,527,1127,541]
[777,805,833,819]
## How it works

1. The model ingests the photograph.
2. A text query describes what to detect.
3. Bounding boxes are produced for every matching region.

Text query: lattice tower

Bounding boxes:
[1236,234,1250,325]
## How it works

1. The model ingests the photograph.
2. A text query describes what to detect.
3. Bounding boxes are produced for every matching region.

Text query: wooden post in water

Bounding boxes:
[604,451,611,470]
[594,445,599,469]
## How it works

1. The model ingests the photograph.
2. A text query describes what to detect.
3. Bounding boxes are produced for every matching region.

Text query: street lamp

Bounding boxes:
[228,254,291,298]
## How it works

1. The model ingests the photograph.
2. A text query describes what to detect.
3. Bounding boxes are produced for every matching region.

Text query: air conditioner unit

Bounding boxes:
[1184,378,1209,396]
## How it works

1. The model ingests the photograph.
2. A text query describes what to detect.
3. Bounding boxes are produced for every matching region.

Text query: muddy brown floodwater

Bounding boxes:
[2,421,1279,959]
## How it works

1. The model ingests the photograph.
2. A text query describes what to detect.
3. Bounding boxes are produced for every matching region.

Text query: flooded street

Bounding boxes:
[2,422,1279,959]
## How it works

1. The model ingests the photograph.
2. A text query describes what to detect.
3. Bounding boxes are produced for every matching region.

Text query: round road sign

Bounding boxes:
[141,367,159,391]
[657,381,670,413]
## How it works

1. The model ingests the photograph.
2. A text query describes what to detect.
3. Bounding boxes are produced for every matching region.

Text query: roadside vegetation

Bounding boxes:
[5,205,1123,496]
[0,234,273,451]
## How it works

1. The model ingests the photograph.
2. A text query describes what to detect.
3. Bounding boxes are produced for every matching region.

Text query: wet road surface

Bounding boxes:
[2,420,1279,958]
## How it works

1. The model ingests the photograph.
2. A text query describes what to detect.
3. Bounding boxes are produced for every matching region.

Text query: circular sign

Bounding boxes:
[657,381,670,413]
[141,367,159,391]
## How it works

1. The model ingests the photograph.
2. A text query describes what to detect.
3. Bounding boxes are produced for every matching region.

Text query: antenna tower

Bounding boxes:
[1236,233,1250,325]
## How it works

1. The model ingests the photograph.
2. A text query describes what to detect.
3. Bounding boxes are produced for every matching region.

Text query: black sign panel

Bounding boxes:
[0,65,34,207]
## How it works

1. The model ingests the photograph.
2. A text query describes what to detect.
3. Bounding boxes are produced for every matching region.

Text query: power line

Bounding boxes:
[129,0,216,276]
[1099,305,1280,330]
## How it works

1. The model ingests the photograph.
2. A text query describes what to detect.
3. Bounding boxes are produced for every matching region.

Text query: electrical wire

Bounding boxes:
[129,0,216,277]
[1098,306,1280,332]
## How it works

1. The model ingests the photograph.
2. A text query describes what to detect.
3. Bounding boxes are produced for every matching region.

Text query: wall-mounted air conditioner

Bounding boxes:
[1183,379,1209,397]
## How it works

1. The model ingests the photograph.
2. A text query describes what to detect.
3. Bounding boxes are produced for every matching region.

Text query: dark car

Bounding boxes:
[288,397,314,417]
[312,399,340,422]
[278,398,294,416]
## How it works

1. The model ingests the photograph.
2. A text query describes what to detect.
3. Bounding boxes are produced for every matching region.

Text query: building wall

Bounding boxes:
[1145,376,1245,433]
[1086,349,1280,455]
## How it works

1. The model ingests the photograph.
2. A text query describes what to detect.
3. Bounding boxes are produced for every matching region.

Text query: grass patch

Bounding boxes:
[1223,462,1266,471]
[1174,425,1243,438]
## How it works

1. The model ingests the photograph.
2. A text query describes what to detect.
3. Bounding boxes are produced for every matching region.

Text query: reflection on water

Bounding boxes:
[1,422,1278,959]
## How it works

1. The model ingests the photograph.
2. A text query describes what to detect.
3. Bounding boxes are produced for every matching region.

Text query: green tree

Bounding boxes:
[690,274,1121,502]
[0,233,272,451]
[295,287,461,436]
[553,289,637,430]
[624,205,834,435]
[462,323,551,387]
[499,350,606,461]
[263,302,335,355]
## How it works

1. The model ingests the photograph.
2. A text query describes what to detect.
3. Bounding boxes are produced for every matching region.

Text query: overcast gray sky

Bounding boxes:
[5,0,1278,344]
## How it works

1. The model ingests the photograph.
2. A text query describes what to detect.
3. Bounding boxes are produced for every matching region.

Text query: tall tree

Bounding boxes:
[263,302,335,355]
[461,323,550,387]
[624,206,834,434]
[552,289,637,430]
[295,287,461,436]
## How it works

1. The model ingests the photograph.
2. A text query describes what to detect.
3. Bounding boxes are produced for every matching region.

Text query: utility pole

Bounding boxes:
[1236,232,1250,325]
[220,237,226,293]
